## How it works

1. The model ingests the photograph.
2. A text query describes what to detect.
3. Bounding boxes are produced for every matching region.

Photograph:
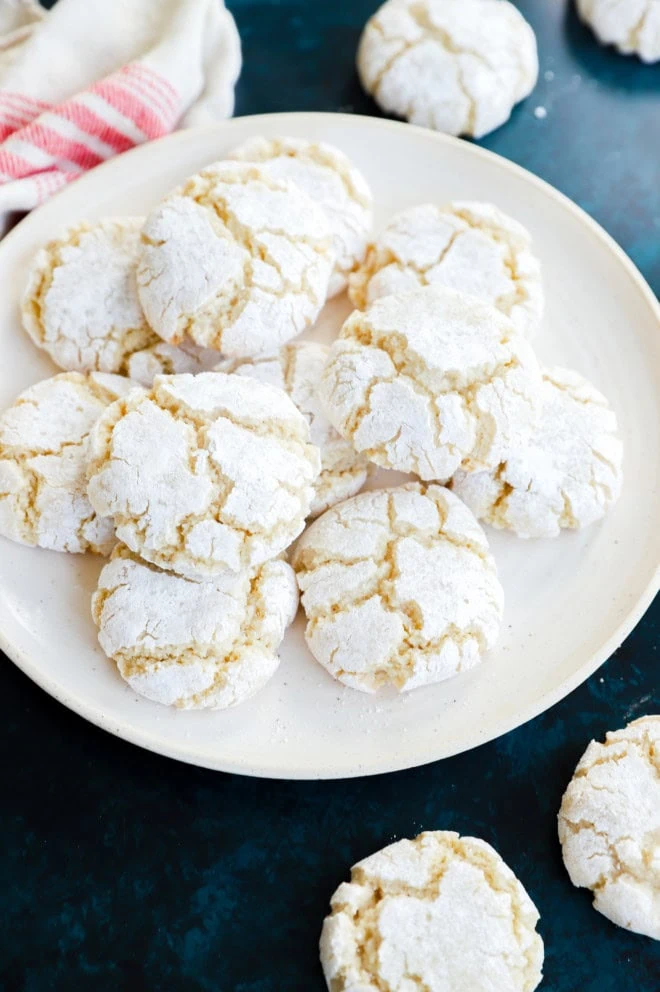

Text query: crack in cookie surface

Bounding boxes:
[215,341,370,517]
[137,161,335,356]
[93,544,298,709]
[320,286,541,481]
[320,830,543,991]
[86,371,321,578]
[558,715,660,939]
[350,201,543,337]
[357,0,538,138]
[22,218,159,373]
[451,365,623,539]
[0,372,137,553]
[292,483,503,692]
[228,136,373,297]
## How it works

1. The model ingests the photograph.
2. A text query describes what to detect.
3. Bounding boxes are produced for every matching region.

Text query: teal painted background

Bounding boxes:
[1,1,659,990]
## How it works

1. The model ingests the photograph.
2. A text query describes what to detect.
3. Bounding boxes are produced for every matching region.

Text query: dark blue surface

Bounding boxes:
[2,2,659,990]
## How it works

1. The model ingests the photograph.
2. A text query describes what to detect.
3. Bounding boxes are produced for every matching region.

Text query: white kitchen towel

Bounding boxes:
[0,0,241,227]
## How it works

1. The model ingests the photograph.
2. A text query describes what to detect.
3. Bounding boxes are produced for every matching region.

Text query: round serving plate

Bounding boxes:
[0,112,658,779]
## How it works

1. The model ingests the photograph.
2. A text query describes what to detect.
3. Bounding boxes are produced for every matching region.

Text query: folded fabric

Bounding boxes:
[0,0,241,231]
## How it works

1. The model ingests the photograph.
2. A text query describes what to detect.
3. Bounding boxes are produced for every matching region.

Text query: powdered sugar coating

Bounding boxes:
[216,342,370,517]
[228,135,373,298]
[86,371,321,579]
[577,0,660,62]
[558,716,660,939]
[357,0,539,138]
[320,830,544,991]
[0,371,137,553]
[22,218,159,373]
[137,160,334,357]
[127,340,220,386]
[292,484,503,693]
[350,201,544,337]
[320,286,542,482]
[93,545,298,710]
[451,366,623,538]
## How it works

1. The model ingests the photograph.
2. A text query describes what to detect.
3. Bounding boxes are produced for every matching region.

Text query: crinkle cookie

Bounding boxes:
[320,286,541,482]
[349,201,544,337]
[93,544,298,710]
[0,372,137,554]
[577,0,660,63]
[292,484,503,693]
[558,716,660,940]
[216,342,370,517]
[86,371,321,579]
[126,340,219,386]
[228,135,373,298]
[22,218,159,373]
[137,161,334,357]
[320,830,544,992]
[451,367,623,538]
[357,0,539,138]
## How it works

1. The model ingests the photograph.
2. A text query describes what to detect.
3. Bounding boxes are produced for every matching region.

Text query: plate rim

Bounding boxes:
[0,111,658,780]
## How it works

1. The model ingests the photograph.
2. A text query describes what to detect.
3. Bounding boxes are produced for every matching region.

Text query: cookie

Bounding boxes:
[228,135,373,298]
[22,218,158,373]
[577,0,660,62]
[93,544,298,709]
[216,342,370,517]
[137,161,334,356]
[126,340,219,386]
[451,366,623,538]
[0,372,137,554]
[292,484,503,693]
[320,286,541,481]
[86,371,321,579]
[558,716,660,939]
[320,830,544,991]
[357,0,539,138]
[349,201,544,337]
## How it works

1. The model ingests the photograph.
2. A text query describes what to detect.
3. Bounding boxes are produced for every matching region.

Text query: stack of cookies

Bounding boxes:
[0,134,623,709]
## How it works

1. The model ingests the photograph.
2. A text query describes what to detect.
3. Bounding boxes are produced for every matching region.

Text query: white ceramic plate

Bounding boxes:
[1,113,658,779]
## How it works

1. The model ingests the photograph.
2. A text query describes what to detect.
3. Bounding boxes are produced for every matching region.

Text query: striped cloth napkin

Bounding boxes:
[0,0,241,231]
